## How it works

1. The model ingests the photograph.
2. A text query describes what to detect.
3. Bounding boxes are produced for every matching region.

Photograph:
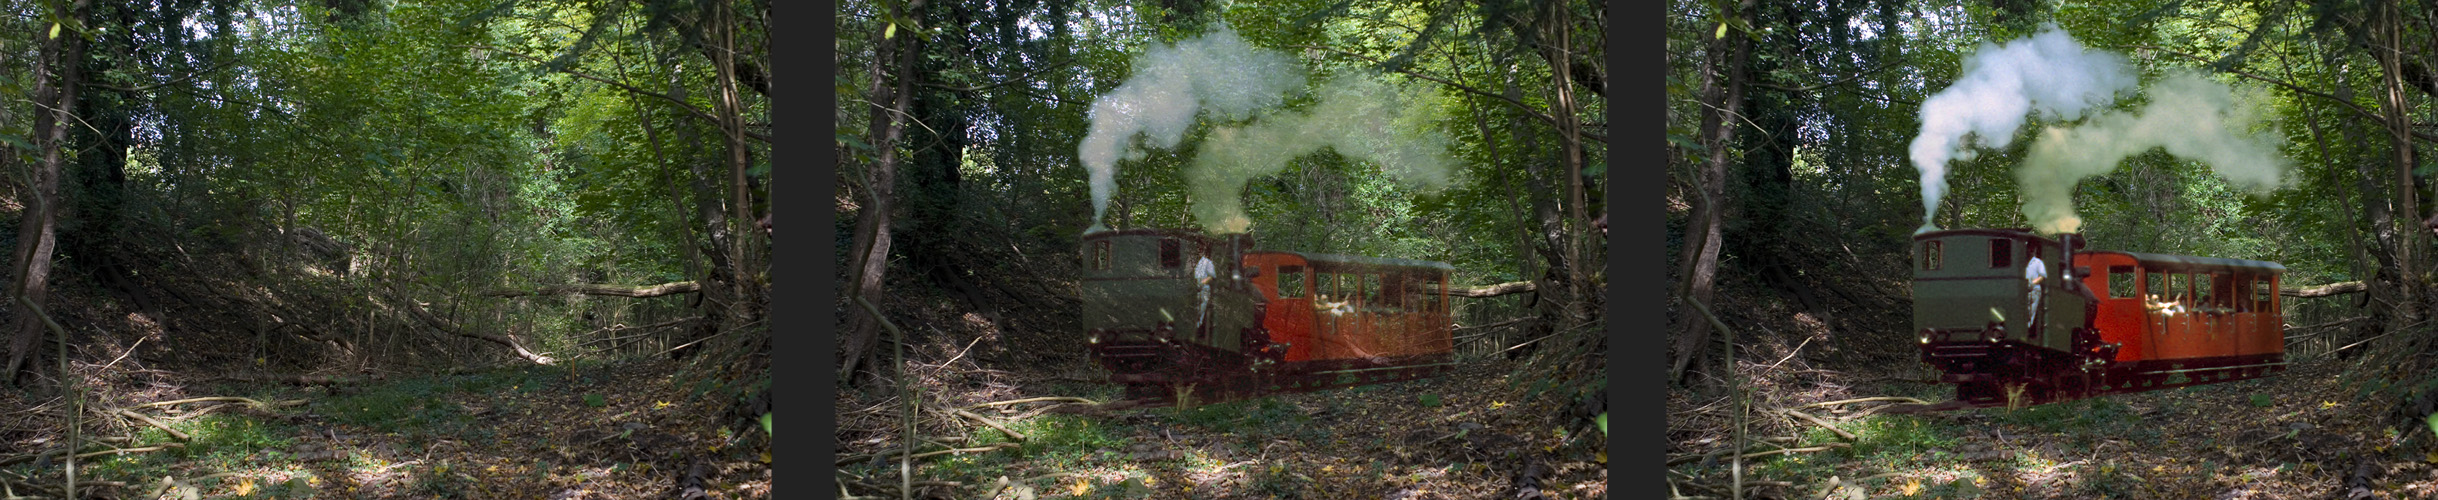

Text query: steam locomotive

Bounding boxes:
[1080,229,1457,406]
[1914,229,2287,408]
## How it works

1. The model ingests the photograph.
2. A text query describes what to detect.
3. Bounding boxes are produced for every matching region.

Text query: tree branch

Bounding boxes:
[454,44,770,143]
[1291,44,1605,144]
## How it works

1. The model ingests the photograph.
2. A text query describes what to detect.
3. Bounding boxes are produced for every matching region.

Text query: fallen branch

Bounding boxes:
[389,293,555,365]
[965,397,1099,409]
[116,409,189,441]
[1437,281,1538,298]
[2288,316,2367,332]
[130,396,307,410]
[204,374,361,386]
[950,408,1027,442]
[484,281,702,298]
[2283,281,2367,297]
[1782,409,1854,441]
[1666,443,1850,466]
[832,442,1020,466]
[1802,397,1930,409]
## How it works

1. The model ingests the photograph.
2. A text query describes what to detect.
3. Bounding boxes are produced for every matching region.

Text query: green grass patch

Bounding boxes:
[323,376,471,435]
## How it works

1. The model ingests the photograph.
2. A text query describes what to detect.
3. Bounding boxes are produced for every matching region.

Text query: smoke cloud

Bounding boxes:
[1077,25,1305,232]
[1188,74,1457,233]
[1909,25,2137,233]
[2016,71,2290,234]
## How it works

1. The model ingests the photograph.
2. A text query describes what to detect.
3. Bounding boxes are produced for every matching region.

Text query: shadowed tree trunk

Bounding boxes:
[1671,0,1756,385]
[842,0,926,383]
[4,0,92,385]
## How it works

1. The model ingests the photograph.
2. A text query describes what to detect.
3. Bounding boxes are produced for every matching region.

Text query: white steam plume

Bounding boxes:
[1188,75,1456,233]
[1077,24,1304,233]
[2016,71,2290,234]
[1909,25,2136,233]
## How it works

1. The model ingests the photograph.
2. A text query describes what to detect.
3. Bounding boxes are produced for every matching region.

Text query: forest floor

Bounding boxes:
[832,299,1608,500]
[1664,345,2438,500]
[0,357,772,499]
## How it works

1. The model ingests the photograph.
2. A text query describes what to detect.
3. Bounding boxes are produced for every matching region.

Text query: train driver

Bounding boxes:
[2025,245,2048,331]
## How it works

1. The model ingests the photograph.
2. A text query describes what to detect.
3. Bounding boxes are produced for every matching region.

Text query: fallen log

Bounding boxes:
[389,293,555,365]
[1436,281,1538,298]
[484,281,701,298]
[2284,281,2367,298]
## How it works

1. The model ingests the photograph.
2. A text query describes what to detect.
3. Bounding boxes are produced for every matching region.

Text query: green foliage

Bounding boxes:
[1009,414,1126,461]
[1419,393,1441,407]
[2252,393,2275,408]
[584,393,608,408]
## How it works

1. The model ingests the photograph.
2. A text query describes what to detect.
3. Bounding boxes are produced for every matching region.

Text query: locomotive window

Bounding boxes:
[1092,241,1112,271]
[1280,266,1306,298]
[1921,241,1942,270]
[2109,266,2136,299]
[1159,239,1182,269]
[1990,239,2012,268]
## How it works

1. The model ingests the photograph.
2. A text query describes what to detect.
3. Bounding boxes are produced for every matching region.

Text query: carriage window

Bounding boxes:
[2194,273,2215,307]
[1159,239,1182,269]
[1990,239,2012,268]
[1279,266,1306,298]
[1341,273,1360,304]
[1092,241,1112,270]
[1422,276,1440,312]
[1394,275,1414,310]
[1314,272,1334,299]
[2168,273,2190,301]
[2234,275,2254,312]
[2255,278,2273,311]
[2109,266,2136,298]
[1363,274,1383,308]
[1921,241,1942,270]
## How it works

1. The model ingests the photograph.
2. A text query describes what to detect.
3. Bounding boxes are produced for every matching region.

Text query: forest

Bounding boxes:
[832,0,1606,498]
[1665,0,2438,498]
[0,0,775,498]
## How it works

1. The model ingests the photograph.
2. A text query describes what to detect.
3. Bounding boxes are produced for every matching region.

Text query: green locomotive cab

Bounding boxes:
[1080,229,1266,391]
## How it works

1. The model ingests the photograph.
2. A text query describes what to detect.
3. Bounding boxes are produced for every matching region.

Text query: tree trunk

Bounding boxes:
[4,1,91,384]
[841,0,925,383]
[712,0,763,335]
[1543,0,1593,322]
[2377,0,2427,324]
[1670,0,1755,384]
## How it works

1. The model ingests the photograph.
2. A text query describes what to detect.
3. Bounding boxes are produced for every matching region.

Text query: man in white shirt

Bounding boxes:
[2025,246,2048,332]
[1194,253,1216,333]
